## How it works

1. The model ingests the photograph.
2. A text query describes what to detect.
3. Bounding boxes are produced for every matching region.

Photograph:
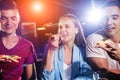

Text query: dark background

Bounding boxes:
[12,0,108,54]
[0,0,110,79]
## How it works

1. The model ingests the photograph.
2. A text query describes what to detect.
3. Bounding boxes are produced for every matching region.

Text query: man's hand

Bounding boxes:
[95,39,120,61]
[0,55,21,62]
[95,39,111,48]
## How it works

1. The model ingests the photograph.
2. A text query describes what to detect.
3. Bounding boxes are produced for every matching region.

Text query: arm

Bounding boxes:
[86,34,120,75]
[42,34,60,80]
[96,39,120,61]
[44,47,55,72]
[88,57,109,71]
[25,64,33,80]
[88,57,120,74]
[44,34,60,72]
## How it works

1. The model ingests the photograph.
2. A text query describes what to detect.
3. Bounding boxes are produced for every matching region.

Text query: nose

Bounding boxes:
[6,19,11,25]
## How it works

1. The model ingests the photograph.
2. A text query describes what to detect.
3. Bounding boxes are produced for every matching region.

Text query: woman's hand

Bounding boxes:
[47,33,61,50]
[44,33,61,72]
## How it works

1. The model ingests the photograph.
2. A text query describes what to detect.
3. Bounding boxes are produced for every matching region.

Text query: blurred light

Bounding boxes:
[37,27,46,30]
[43,22,52,27]
[32,2,43,12]
[87,8,103,23]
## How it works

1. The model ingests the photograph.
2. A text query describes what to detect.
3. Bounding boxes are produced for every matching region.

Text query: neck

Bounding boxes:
[110,32,120,43]
[1,31,17,38]
[64,41,74,53]
[110,36,120,43]
[2,33,18,41]
[104,31,120,43]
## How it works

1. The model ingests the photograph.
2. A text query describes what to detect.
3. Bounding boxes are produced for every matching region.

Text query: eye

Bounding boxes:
[112,15,119,20]
[11,16,17,20]
[0,16,7,20]
[65,25,69,28]
[65,24,70,29]
[58,25,62,29]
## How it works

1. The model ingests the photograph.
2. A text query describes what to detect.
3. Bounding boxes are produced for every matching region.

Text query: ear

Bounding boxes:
[17,12,20,23]
[18,16,20,23]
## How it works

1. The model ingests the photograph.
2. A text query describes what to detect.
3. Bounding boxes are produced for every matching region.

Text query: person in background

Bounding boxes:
[41,13,93,80]
[86,1,120,80]
[0,0,36,80]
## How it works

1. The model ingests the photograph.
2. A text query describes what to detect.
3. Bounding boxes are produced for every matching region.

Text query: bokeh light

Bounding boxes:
[87,8,103,23]
[32,2,43,12]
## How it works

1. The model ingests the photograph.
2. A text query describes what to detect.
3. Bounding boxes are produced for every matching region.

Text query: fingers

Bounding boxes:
[106,40,116,49]
[13,56,21,59]
[95,39,117,50]
[58,27,60,34]
[9,55,21,62]
[95,40,107,48]
[8,57,19,62]
[0,55,21,63]
[95,39,120,61]
[0,58,12,62]
[95,39,120,60]
[95,39,119,53]
[48,34,60,48]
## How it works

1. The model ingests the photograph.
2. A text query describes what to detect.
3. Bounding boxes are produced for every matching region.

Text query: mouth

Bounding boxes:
[5,25,14,29]
[60,32,68,37]
[106,27,115,32]
[5,25,12,28]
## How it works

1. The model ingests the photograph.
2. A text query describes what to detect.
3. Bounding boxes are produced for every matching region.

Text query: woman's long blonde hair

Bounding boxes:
[58,13,86,48]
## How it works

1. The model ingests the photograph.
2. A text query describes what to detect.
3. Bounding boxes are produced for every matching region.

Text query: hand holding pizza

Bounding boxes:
[95,39,120,61]
[95,39,111,48]
[0,55,21,63]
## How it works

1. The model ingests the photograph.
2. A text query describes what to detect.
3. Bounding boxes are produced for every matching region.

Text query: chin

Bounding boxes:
[107,33,115,37]
[5,31,14,34]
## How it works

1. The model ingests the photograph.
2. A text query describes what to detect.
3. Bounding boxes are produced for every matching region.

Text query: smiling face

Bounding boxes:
[103,6,120,37]
[0,9,20,35]
[58,17,78,44]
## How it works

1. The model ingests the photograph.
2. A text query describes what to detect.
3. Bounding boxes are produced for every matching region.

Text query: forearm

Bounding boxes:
[108,69,120,74]
[44,34,59,72]
[94,64,120,75]
[26,64,33,80]
[44,48,55,72]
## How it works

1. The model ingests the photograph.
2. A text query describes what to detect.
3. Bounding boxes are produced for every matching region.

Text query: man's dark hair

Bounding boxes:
[0,0,18,10]
[103,0,120,9]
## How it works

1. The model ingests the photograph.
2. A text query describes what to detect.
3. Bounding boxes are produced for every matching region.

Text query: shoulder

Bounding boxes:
[86,30,107,58]
[86,30,105,43]
[18,36,33,46]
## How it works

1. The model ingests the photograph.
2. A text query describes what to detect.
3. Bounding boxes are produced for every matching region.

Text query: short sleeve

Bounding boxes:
[86,33,107,58]
[24,43,37,64]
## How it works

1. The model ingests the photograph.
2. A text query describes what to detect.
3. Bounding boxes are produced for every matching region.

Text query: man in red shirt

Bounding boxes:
[0,0,36,80]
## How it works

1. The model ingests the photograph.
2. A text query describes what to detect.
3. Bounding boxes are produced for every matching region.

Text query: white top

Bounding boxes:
[63,63,71,80]
[86,30,120,70]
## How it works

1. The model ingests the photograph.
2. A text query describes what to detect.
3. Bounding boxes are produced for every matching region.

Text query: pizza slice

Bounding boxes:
[0,55,21,62]
[95,39,111,48]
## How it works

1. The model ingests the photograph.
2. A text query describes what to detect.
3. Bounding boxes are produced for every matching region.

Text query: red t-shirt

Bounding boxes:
[0,36,36,80]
